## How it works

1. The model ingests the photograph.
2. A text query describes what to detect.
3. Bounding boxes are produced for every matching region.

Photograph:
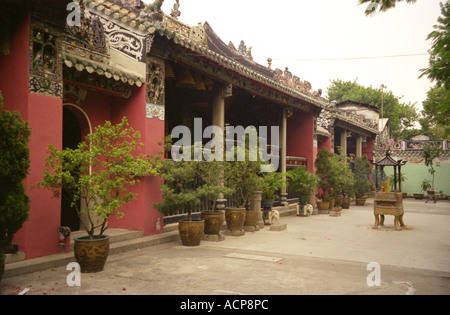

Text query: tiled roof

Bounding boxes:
[85,0,329,110]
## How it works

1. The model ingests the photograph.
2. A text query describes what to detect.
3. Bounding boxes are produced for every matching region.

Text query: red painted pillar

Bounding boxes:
[287,111,315,173]
[109,85,164,236]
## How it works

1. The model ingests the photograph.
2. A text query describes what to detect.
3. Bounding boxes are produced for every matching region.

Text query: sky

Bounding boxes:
[145,0,443,111]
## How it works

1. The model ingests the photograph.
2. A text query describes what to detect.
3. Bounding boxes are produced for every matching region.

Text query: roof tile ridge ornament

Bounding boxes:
[170,0,181,19]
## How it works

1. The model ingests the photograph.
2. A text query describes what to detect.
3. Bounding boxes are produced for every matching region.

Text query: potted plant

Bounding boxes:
[0,92,31,282]
[327,154,354,209]
[314,148,333,212]
[154,155,206,246]
[36,118,159,272]
[286,166,318,215]
[259,170,285,224]
[196,158,234,236]
[353,155,373,206]
[341,176,354,209]
[413,179,429,200]
[422,143,442,195]
[224,143,265,231]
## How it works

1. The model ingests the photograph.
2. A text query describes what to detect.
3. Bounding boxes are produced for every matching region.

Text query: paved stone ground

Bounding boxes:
[1,198,449,297]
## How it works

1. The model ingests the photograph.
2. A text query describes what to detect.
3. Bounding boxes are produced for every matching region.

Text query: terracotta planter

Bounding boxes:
[341,197,351,209]
[201,210,224,235]
[317,201,330,212]
[355,198,366,206]
[244,210,259,227]
[225,208,246,231]
[335,196,343,207]
[179,220,204,246]
[74,235,110,273]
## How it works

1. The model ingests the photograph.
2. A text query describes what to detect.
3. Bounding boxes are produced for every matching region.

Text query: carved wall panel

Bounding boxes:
[146,57,165,105]
[29,22,62,97]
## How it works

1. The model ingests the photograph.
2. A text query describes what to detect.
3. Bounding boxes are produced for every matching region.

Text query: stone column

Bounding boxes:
[356,135,362,158]
[340,128,347,156]
[280,108,288,206]
[213,84,226,209]
[212,85,225,131]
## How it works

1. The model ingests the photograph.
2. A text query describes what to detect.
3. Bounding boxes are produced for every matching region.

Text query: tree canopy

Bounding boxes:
[421,0,450,136]
[358,0,417,15]
[326,79,419,139]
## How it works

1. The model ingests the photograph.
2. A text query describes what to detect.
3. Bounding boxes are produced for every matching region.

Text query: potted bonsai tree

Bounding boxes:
[259,169,285,224]
[414,179,431,200]
[0,92,31,282]
[314,148,333,212]
[341,172,354,209]
[224,141,265,232]
[353,155,373,206]
[36,117,159,272]
[327,153,354,210]
[422,143,442,197]
[286,166,318,215]
[196,157,235,236]
[153,155,206,246]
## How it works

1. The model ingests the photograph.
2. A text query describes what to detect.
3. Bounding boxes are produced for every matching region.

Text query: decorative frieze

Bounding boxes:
[93,12,147,62]
[29,21,63,97]
[146,103,165,121]
[336,109,378,131]
[29,75,63,97]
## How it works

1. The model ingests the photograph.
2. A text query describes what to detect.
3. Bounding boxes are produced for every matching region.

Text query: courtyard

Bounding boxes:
[1,198,449,296]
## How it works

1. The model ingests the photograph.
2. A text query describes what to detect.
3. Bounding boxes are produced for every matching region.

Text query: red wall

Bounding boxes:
[0,13,64,258]
[107,85,165,236]
[64,85,164,237]
[287,111,316,173]
[21,93,62,258]
[363,137,374,162]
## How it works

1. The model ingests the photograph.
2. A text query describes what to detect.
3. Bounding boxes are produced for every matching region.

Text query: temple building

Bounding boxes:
[0,0,379,260]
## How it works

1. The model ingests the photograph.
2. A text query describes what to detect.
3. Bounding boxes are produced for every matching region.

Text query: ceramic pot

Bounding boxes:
[201,210,224,235]
[244,210,259,227]
[341,197,351,209]
[178,220,204,246]
[225,208,246,231]
[74,235,110,273]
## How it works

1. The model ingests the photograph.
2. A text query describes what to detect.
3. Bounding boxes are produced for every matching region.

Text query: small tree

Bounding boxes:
[286,166,318,204]
[224,136,266,209]
[422,143,443,190]
[327,154,354,199]
[314,148,333,201]
[353,155,373,198]
[36,117,159,239]
[0,92,31,252]
[195,159,234,211]
[153,159,201,221]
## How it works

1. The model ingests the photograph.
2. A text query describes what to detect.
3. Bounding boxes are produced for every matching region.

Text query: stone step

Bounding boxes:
[3,228,179,279]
